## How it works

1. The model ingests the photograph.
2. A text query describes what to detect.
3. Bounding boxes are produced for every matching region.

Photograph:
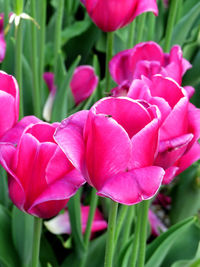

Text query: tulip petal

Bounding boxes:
[0,14,6,63]
[155,133,193,169]
[85,113,132,189]
[54,110,89,173]
[0,116,41,144]
[98,166,164,205]
[29,169,84,218]
[109,42,163,84]
[130,118,159,168]
[162,166,179,184]
[70,66,98,105]
[188,103,200,147]
[160,97,189,140]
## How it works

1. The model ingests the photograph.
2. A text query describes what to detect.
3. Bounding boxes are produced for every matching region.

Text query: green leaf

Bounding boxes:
[51,55,80,122]
[40,235,59,267]
[11,207,34,267]
[171,2,200,46]
[0,205,20,267]
[0,166,9,207]
[61,20,91,46]
[170,165,200,224]
[145,217,196,267]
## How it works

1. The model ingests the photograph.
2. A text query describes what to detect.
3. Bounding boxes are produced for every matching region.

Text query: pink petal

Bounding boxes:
[98,166,164,205]
[92,97,152,138]
[160,97,189,141]
[43,72,56,95]
[85,0,158,32]
[0,14,6,63]
[148,209,167,236]
[162,166,179,184]
[28,170,85,218]
[130,118,159,168]
[54,110,89,174]
[183,86,195,99]
[187,103,200,147]
[109,42,163,84]
[70,66,98,105]
[0,116,41,144]
[85,110,132,189]
[155,134,193,169]
[176,142,200,175]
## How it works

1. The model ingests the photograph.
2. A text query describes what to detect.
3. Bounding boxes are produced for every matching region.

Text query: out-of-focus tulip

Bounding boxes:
[44,205,107,235]
[148,209,167,236]
[0,121,85,218]
[109,42,192,93]
[124,75,200,184]
[81,0,158,32]
[0,14,6,63]
[43,66,98,121]
[0,71,19,139]
[55,97,165,205]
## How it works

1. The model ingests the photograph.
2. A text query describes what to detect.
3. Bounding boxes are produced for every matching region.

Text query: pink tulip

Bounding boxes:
[148,209,167,236]
[0,121,85,218]
[81,0,158,32]
[125,75,200,184]
[44,205,107,235]
[43,66,98,121]
[0,14,6,63]
[0,71,19,139]
[54,97,165,205]
[109,42,192,94]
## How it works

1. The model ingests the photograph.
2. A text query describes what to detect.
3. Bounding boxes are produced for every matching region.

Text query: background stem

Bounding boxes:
[32,217,42,267]
[105,32,114,93]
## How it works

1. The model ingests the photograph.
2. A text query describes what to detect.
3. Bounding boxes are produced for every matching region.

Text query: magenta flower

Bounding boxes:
[126,75,200,184]
[148,209,167,236]
[0,71,19,139]
[0,121,85,218]
[0,13,6,63]
[54,97,165,205]
[81,0,158,32]
[43,66,98,121]
[44,205,107,235]
[109,42,192,96]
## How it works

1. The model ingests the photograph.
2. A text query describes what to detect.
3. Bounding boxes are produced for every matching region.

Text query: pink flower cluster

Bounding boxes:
[0,42,200,220]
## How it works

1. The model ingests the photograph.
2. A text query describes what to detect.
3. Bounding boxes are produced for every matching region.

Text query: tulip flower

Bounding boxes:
[0,121,85,218]
[125,75,200,184]
[54,97,165,205]
[109,42,193,97]
[43,66,98,121]
[44,205,107,235]
[81,0,158,32]
[0,13,6,63]
[0,71,19,139]
[148,209,167,236]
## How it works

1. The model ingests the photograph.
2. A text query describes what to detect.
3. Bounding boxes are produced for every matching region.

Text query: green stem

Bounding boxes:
[127,21,136,48]
[105,32,114,93]
[15,19,24,119]
[147,13,156,41]
[80,188,98,267]
[129,204,142,267]
[39,0,46,104]
[115,205,128,242]
[175,0,183,23]
[104,200,118,267]
[137,200,150,267]
[31,217,42,267]
[4,0,9,27]
[14,0,23,15]
[121,205,135,245]
[30,0,41,118]
[54,0,64,84]
[164,0,178,52]
[135,13,146,44]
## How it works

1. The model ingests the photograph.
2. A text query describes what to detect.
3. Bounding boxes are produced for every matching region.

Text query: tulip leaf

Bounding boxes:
[11,207,34,267]
[40,235,59,267]
[170,165,200,224]
[145,216,196,267]
[0,205,20,267]
[171,2,200,46]
[61,20,91,46]
[0,166,9,207]
[51,55,80,122]
[161,221,200,267]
